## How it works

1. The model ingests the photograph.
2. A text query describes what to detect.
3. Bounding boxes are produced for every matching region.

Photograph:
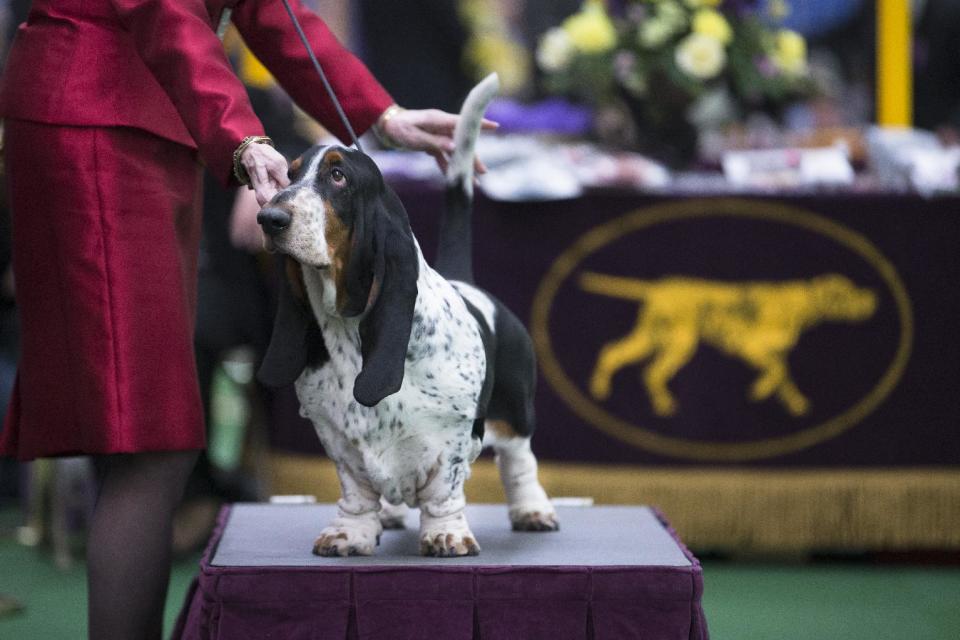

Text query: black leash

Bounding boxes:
[278,0,364,153]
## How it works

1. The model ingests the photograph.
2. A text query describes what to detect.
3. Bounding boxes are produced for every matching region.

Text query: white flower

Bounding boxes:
[674,32,726,80]
[537,27,575,72]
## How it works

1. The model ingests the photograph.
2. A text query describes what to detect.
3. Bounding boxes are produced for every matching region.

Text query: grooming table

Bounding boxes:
[173,504,708,640]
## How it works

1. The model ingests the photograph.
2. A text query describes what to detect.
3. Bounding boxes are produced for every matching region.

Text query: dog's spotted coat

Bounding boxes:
[257,77,556,557]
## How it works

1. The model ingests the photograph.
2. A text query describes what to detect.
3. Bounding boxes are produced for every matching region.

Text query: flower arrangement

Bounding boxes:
[536,0,815,164]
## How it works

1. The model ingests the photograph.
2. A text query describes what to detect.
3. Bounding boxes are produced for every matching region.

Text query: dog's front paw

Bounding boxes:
[420,530,481,557]
[510,506,560,532]
[312,521,380,557]
[419,512,480,557]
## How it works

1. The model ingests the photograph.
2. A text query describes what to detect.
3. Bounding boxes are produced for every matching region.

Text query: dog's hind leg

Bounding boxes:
[487,422,558,532]
[479,304,558,532]
[313,466,383,557]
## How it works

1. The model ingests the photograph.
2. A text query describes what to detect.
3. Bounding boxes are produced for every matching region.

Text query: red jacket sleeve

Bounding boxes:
[109,0,265,185]
[231,0,395,145]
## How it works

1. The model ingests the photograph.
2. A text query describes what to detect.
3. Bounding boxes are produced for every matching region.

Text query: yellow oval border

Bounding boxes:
[530,198,914,462]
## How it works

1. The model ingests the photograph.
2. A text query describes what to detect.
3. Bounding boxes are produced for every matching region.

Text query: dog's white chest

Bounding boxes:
[294,318,367,440]
[295,264,486,505]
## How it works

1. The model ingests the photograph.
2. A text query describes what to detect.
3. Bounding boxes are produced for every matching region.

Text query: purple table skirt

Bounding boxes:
[173,504,708,640]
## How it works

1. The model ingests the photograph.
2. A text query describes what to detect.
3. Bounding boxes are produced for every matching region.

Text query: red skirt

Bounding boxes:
[1,120,207,460]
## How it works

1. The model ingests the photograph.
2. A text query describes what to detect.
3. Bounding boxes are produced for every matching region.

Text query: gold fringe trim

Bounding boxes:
[266,453,960,552]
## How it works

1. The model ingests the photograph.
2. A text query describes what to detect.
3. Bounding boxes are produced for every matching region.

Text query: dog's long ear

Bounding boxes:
[349,187,419,407]
[257,257,329,387]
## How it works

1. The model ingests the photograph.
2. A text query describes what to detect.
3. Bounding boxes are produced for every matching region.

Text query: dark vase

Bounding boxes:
[619,90,700,170]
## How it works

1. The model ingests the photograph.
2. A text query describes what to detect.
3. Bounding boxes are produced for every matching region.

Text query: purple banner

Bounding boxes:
[270,187,960,469]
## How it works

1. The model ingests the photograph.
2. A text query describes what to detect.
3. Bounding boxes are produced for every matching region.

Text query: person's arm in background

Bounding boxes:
[108,0,289,202]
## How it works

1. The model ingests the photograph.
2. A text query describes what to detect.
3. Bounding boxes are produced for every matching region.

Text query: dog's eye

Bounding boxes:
[330,168,346,183]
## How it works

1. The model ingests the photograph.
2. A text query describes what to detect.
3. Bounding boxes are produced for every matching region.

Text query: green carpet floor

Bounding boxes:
[702,561,960,639]
[0,536,198,638]
[1,528,958,639]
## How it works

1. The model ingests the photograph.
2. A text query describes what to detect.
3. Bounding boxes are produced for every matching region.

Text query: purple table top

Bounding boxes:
[174,504,708,640]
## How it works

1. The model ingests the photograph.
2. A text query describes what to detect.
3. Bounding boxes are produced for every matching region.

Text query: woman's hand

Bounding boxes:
[378,107,498,175]
[240,142,290,206]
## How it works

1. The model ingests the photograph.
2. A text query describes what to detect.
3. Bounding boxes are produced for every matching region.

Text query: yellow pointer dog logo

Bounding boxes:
[580,273,878,417]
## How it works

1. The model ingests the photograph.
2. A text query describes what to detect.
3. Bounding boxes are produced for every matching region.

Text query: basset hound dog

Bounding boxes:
[256,75,558,557]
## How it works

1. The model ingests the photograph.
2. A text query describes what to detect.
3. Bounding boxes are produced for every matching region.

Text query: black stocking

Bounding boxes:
[87,450,199,640]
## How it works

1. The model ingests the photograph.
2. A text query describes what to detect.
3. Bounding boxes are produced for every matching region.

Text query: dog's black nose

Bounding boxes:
[257,207,292,236]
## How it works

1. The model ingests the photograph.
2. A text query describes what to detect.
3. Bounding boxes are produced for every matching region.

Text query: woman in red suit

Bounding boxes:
[0,1,487,637]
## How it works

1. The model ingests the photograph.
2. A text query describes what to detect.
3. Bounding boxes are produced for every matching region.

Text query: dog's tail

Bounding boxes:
[434,73,499,284]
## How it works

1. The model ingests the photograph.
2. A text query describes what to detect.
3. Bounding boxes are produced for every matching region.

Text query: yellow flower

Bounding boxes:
[563,1,618,54]
[692,9,732,45]
[675,32,726,80]
[771,29,807,75]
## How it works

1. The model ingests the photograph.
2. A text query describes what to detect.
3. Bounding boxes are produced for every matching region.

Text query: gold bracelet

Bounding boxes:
[373,104,405,150]
[232,135,274,187]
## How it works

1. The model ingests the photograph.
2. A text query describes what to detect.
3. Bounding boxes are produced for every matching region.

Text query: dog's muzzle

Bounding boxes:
[257,207,292,236]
